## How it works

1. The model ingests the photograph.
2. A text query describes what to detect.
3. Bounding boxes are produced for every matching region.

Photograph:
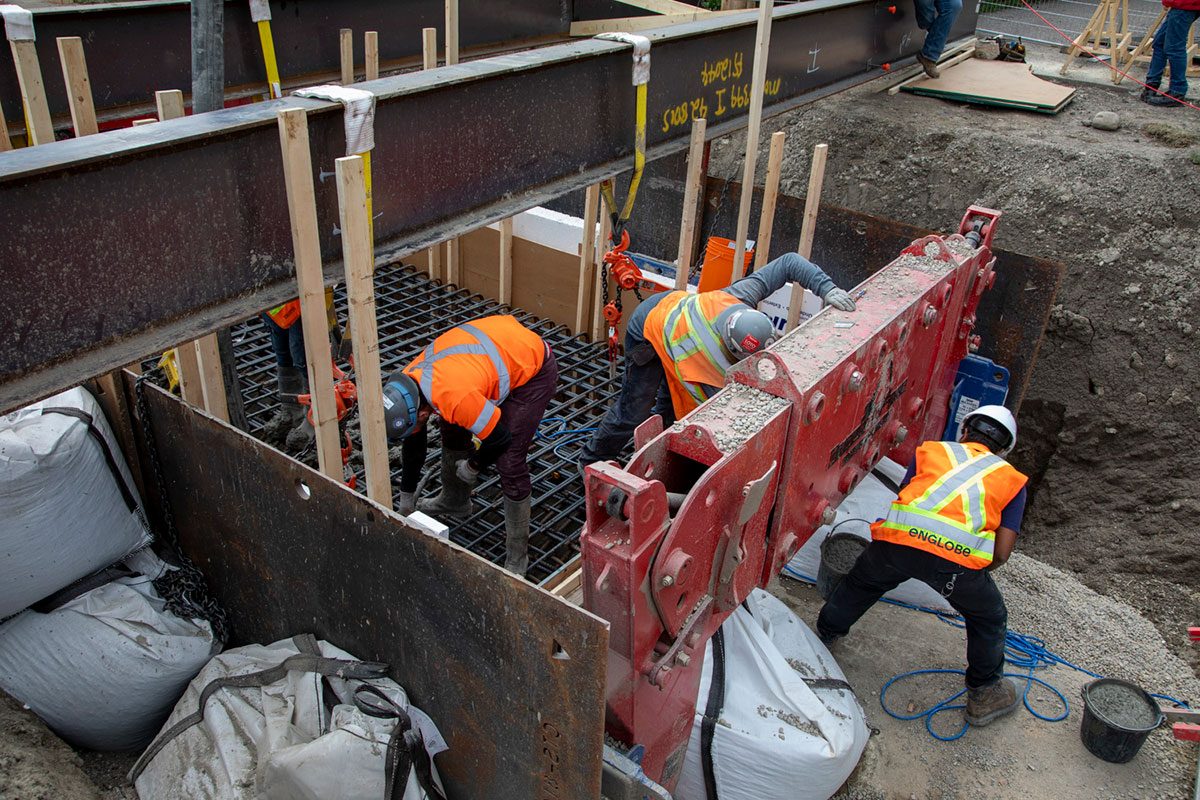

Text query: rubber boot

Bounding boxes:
[503,495,531,578]
[417,449,473,517]
[965,677,1020,726]
[262,366,307,448]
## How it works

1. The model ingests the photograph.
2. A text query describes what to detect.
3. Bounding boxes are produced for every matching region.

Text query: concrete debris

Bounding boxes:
[681,383,790,452]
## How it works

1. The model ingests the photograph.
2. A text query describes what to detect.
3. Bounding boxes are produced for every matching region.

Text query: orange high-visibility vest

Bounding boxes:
[871,441,1028,569]
[643,290,744,418]
[402,316,546,438]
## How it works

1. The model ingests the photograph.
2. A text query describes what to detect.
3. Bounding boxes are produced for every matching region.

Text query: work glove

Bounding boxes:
[396,491,416,516]
[823,287,857,312]
[456,459,480,486]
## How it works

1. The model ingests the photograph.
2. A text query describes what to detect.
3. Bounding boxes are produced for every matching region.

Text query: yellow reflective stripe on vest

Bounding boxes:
[414,323,512,408]
[913,445,1005,514]
[662,296,733,405]
[879,505,996,563]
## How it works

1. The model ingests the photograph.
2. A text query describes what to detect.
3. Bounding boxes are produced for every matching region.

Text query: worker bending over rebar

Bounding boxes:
[817,406,1029,728]
[381,316,557,578]
[579,252,856,467]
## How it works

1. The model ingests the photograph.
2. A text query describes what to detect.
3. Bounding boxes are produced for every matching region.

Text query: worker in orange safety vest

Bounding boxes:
[817,405,1030,728]
[380,316,557,578]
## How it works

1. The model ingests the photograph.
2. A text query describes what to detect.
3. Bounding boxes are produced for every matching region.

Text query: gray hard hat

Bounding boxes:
[381,370,423,441]
[714,304,777,359]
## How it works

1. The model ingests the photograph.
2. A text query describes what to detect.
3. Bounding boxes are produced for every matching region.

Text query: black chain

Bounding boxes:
[134,376,231,644]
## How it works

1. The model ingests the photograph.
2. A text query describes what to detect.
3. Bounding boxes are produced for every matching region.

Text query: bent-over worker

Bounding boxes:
[381,316,557,578]
[817,405,1029,727]
[579,252,856,466]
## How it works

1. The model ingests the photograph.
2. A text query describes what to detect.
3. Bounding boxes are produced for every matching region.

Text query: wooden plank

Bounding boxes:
[0,94,10,151]
[56,37,98,137]
[131,118,157,126]
[498,217,513,306]
[592,211,612,342]
[446,238,461,284]
[569,11,738,36]
[9,40,54,145]
[336,154,392,507]
[788,142,827,332]
[615,0,703,14]
[421,27,440,280]
[193,334,229,421]
[904,59,1075,109]
[277,107,342,481]
[676,117,707,291]
[576,184,600,334]
[339,27,354,85]
[730,0,774,281]
[154,88,186,121]
[887,39,976,95]
[445,0,459,66]
[364,30,380,81]
[753,130,785,269]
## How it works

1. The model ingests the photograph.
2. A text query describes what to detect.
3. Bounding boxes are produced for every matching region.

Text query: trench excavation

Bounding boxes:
[148,263,621,584]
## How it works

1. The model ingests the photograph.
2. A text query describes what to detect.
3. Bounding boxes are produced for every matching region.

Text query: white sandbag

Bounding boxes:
[134,636,447,800]
[787,457,954,613]
[0,576,217,751]
[676,589,869,800]
[0,385,151,618]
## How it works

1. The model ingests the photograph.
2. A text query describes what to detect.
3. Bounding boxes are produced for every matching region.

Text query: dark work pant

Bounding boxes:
[440,347,558,501]
[261,313,307,371]
[817,540,1008,688]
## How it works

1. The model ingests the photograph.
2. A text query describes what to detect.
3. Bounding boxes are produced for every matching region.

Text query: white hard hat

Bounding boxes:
[959,404,1017,456]
[714,304,776,359]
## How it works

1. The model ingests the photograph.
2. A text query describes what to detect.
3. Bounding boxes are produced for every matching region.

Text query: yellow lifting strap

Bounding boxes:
[595,33,651,234]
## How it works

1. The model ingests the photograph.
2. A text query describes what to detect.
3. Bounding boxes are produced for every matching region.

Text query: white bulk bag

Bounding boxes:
[133,636,447,800]
[675,589,869,800]
[0,386,151,618]
[787,457,953,613]
[0,576,217,751]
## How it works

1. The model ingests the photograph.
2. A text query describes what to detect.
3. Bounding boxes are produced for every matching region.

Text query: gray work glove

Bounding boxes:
[456,459,480,486]
[396,491,416,516]
[823,287,857,312]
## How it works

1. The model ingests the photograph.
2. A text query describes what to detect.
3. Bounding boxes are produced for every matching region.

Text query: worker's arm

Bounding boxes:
[986,485,1027,570]
[725,252,839,307]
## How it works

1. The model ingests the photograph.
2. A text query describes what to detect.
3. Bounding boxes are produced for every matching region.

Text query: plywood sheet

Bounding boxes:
[902,59,1075,112]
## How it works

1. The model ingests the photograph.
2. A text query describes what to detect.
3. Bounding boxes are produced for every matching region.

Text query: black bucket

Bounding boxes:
[1079,678,1163,763]
[817,533,867,600]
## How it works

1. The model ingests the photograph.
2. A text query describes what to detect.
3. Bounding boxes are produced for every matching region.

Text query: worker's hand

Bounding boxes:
[456,459,480,486]
[823,287,857,312]
[396,491,416,516]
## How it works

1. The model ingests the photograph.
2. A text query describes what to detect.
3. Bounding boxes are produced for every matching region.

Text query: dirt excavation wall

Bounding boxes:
[710,81,1199,673]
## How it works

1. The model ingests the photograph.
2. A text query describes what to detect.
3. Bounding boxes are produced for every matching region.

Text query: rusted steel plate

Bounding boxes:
[129,377,608,800]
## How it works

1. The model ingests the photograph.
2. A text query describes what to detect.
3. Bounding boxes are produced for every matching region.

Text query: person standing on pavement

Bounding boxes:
[816,405,1029,728]
[913,0,964,78]
[578,252,856,467]
[1141,0,1200,107]
[381,316,557,579]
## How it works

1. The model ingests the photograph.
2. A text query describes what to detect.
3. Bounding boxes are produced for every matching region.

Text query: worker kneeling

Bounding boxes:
[817,406,1029,727]
[381,316,557,578]
[579,252,856,466]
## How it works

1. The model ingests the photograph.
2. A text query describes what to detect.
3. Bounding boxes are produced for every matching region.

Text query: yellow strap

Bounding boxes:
[257,20,282,100]
[599,79,648,228]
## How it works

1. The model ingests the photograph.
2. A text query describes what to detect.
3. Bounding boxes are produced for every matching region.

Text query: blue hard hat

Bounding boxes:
[382,371,422,441]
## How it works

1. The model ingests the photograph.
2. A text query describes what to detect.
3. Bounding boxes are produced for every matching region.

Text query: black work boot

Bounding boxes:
[503,495,531,578]
[1143,89,1188,107]
[262,366,308,448]
[417,449,474,517]
[965,677,1020,726]
[1139,82,1160,101]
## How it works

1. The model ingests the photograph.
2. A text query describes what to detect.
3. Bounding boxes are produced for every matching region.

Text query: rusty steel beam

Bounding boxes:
[0,1,977,415]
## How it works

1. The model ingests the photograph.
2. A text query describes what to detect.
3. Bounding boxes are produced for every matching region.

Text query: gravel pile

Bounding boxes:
[941,236,979,258]
[890,253,957,276]
[681,383,790,453]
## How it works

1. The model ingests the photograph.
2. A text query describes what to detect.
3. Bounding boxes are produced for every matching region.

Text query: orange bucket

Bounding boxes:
[697,237,754,292]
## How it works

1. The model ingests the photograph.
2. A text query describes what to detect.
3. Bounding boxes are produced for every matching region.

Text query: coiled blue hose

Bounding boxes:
[536,417,598,460]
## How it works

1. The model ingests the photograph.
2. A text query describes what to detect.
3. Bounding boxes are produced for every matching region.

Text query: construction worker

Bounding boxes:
[382,316,557,578]
[1140,0,1200,107]
[914,0,963,78]
[816,405,1029,728]
[579,252,856,466]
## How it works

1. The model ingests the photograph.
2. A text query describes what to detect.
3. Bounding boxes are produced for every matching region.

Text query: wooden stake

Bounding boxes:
[57,37,98,137]
[335,155,391,506]
[787,142,828,333]
[498,217,514,306]
[9,40,54,145]
[730,0,775,281]
[0,96,10,151]
[278,107,342,481]
[364,31,379,81]
[155,88,186,121]
[754,131,786,270]
[676,117,707,291]
[445,0,459,65]
[340,27,354,85]
[576,184,601,334]
[194,335,230,420]
[592,210,612,342]
[446,238,461,285]
[421,28,440,277]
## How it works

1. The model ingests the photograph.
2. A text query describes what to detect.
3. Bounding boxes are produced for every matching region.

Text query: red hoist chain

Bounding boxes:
[600,229,644,376]
[297,360,360,489]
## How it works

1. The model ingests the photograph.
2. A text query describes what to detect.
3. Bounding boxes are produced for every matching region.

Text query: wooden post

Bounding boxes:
[576,184,601,334]
[364,31,379,81]
[675,117,707,290]
[191,0,224,113]
[592,210,612,342]
[730,0,775,281]
[56,37,98,137]
[421,27,441,279]
[498,217,514,306]
[446,239,460,285]
[278,107,343,481]
[340,27,354,85]
[9,40,54,145]
[0,96,10,151]
[786,142,828,333]
[445,0,460,65]
[753,131,786,270]
[335,155,391,506]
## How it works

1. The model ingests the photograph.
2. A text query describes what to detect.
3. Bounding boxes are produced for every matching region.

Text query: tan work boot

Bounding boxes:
[965,677,1020,726]
[916,53,941,79]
